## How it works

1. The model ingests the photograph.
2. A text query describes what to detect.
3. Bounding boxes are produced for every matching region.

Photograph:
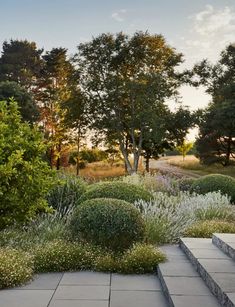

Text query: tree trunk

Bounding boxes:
[76,130,81,176]
[49,147,54,169]
[120,142,133,174]
[225,136,232,166]
[145,156,150,172]
[56,143,61,170]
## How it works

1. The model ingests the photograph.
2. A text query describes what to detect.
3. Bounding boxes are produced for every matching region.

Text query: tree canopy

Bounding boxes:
[74,31,186,173]
[193,44,235,166]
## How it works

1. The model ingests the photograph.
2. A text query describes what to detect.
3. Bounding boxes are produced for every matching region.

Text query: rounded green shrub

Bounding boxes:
[79,181,152,204]
[191,174,235,203]
[0,248,33,288]
[70,198,145,251]
[34,240,93,272]
[184,220,235,238]
[47,175,87,216]
[119,243,166,274]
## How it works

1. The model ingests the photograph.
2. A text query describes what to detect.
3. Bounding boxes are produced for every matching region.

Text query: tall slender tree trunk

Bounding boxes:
[76,129,81,176]
[56,142,61,170]
[225,136,232,166]
[145,156,150,172]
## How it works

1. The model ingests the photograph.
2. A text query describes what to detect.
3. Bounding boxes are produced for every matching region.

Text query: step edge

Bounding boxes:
[212,234,235,261]
[180,238,234,307]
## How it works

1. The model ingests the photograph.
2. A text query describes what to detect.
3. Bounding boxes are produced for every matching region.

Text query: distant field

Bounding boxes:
[65,161,126,182]
[166,155,235,178]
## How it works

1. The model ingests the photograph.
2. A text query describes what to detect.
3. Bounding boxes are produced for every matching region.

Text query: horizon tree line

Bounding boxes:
[0,33,234,173]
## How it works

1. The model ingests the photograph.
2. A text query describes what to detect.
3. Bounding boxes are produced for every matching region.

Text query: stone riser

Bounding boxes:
[157,266,174,307]
[180,239,234,307]
[213,235,235,261]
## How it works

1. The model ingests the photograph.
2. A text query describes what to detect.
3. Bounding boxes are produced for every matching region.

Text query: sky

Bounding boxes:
[0,0,235,134]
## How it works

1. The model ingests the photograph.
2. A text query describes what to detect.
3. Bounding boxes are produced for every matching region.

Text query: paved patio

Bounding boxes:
[0,271,168,307]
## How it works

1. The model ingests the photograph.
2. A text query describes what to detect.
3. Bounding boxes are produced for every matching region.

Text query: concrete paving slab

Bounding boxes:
[171,294,221,307]
[160,245,190,262]
[163,276,213,295]
[0,289,54,307]
[53,285,110,300]
[199,258,235,273]
[226,292,235,304]
[111,274,161,291]
[214,234,235,243]
[182,238,216,249]
[210,273,235,292]
[188,248,229,259]
[159,261,199,277]
[16,273,63,290]
[49,300,109,307]
[60,271,110,286]
[110,290,168,307]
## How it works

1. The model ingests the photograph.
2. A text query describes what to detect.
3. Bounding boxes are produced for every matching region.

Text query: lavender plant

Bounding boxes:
[134,191,233,244]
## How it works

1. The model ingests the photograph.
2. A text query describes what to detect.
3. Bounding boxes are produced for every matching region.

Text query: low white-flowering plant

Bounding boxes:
[134,191,233,244]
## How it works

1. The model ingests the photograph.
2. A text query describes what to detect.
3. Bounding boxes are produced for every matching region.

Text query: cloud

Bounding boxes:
[193,5,235,36]
[111,9,127,22]
[179,5,235,67]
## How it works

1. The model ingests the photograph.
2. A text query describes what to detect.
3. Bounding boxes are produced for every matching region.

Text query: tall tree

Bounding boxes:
[62,89,90,175]
[0,81,39,122]
[141,106,193,172]
[74,32,183,173]
[193,44,235,166]
[38,48,74,169]
[0,39,43,89]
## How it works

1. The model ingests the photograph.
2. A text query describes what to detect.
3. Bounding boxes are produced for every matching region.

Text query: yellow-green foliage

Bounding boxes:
[0,101,55,229]
[184,220,235,238]
[0,248,33,289]
[119,243,166,274]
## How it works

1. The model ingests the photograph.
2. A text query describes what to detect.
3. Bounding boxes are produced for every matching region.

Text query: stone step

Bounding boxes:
[213,234,235,261]
[157,245,221,307]
[180,237,235,307]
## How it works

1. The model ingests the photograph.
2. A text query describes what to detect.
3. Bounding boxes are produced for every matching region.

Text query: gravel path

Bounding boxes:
[149,159,201,178]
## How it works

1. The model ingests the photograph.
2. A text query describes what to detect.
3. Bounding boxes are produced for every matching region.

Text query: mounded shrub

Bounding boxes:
[70,198,145,251]
[0,248,33,288]
[47,175,87,216]
[34,240,93,272]
[79,181,152,204]
[184,220,235,238]
[191,174,235,203]
[118,243,166,274]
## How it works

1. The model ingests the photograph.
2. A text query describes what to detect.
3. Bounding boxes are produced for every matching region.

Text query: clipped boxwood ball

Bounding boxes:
[70,198,145,251]
[191,174,235,203]
[79,181,152,205]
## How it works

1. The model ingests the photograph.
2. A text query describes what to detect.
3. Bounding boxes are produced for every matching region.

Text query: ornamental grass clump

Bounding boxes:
[0,248,33,289]
[184,220,235,238]
[79,181,152,204]
[47,174,87,217]
[70,198,145,251]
